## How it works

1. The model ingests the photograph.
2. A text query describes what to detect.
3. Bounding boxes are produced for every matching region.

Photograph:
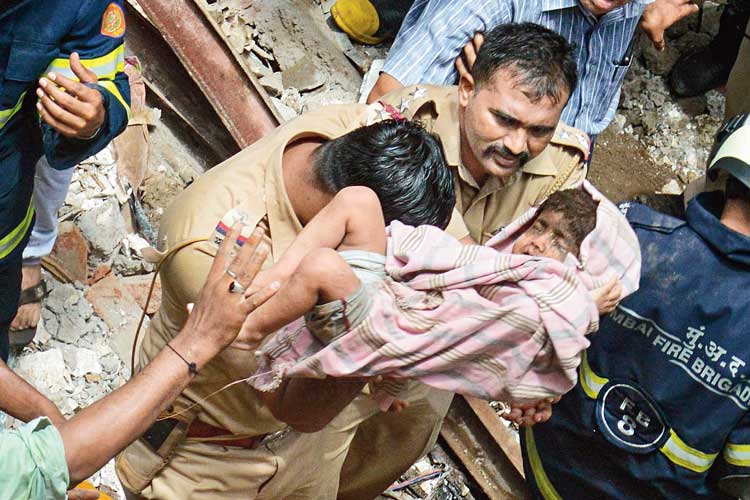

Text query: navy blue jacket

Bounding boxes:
[0,0,129,262]
[524,192,750,499]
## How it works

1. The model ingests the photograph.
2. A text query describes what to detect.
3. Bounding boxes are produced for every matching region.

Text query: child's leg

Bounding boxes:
[238,248,361,344]
[263,186,386,285]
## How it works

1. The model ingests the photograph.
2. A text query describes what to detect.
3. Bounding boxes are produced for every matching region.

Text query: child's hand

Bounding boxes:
[387,399,410,413]
[592,278,622,315]
[502,397,560,426]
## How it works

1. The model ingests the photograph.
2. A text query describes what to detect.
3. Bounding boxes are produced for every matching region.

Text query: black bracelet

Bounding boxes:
[166,343,198,376]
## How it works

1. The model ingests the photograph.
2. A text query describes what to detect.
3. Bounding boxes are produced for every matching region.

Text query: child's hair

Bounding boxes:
[537,189,598,256]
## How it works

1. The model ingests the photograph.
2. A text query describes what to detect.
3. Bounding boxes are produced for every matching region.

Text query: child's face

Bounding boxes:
[511,210,577,262]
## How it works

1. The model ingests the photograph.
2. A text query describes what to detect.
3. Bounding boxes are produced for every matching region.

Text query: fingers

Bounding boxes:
[472,32,484,55]
[70,52,99,84]
[46,71,98,102]
[37,80,88,129]
[36,100,79,137]
[241,281,279,315]
[462,35,479,70]
[229,228,270,287]
[209,224,242,281]
[455,56,470,81]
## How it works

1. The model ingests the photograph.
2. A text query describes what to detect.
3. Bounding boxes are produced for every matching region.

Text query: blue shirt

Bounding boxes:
[523,193,750,499]
[382,0,651,135]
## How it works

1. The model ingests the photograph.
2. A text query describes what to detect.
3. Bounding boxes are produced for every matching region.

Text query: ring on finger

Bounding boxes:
[229,280,246,294]
[226,269,238,280]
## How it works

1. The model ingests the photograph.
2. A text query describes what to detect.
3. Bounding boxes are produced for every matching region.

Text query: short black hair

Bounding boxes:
[313,119,455,229]
[537,189,598,257]
[471,23,578,104]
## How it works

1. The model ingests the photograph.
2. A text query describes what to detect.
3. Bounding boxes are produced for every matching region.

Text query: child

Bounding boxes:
[239,186,598,346]
[244,181,641,405]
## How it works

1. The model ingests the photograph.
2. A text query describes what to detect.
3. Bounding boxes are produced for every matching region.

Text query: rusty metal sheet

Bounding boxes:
[124,3,239,160]
[133,0,280,148]
[440,396,527,500]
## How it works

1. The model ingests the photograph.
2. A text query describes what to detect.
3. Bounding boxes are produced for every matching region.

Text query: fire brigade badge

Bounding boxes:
[101,3,126,38]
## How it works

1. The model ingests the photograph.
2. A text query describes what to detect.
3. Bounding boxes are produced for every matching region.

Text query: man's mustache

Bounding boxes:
[483,145,529,167]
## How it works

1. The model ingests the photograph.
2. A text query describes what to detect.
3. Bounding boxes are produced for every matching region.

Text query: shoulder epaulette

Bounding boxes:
[550,123,591,160]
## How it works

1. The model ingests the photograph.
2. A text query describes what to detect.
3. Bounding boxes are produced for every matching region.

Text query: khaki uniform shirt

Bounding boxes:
[378,85,590,243]
[138,103,387,436]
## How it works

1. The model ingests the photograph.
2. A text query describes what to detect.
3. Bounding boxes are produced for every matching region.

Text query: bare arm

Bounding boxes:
[250,186,386,290]
[0,362,64,425]
[258,377,367,433]
[59,225,274,485]
[366,73,404,104]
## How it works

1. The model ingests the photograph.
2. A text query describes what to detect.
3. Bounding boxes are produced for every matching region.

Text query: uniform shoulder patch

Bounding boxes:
[101,3,126,38]
[551,123,591,160]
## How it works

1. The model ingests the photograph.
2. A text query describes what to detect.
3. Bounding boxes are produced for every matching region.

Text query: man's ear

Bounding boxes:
[458,72,475,108]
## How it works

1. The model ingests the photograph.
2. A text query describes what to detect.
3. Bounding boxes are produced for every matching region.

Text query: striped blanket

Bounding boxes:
[251,181,641,404]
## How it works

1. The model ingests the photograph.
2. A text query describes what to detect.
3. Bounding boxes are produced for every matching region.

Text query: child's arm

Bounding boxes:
[251,185,387,290]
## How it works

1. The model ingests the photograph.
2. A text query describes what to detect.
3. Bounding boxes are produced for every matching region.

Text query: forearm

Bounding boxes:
[260,377,366,432]
[59,326,218,484]
[0,361,64,425]
[366,73,404,103]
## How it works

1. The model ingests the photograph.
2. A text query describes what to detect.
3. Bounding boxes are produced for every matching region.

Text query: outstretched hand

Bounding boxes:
[641,0,699,52]
[185,225,276,349]
[36,52,106,139]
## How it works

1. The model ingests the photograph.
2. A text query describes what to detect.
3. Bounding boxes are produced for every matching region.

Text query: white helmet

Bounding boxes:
[707,113,750,188]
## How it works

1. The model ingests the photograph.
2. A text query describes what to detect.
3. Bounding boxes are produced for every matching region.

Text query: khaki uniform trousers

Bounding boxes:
[334,383,454,500]
[123,428,348,500]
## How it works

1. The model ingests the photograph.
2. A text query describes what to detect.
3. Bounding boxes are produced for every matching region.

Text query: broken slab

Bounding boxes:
[63,347,104,377]
[77,199,127,258]
[47,221,89,283]
[86,275,149,365]
[121,273,162,315]
[282,58,326,92]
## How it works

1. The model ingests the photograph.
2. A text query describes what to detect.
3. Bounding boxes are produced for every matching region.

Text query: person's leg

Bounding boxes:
[242,248,362,343]
[12,157,74,332]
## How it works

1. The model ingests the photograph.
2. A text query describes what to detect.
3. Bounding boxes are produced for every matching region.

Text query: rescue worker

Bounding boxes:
[0,1,130,363]
[523,114,750,499]
[117,23,588,500]
[337,23,590,500]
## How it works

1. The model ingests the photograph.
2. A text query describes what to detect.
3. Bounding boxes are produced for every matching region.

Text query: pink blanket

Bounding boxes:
[251,181,641,404]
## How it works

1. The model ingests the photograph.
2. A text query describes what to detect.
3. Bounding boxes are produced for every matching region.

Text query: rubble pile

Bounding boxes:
[615,1,727,192]
[203,0,387,118]
[5,130,191,498]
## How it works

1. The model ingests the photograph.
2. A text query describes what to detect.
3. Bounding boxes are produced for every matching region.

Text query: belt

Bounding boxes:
[186,419,267,449]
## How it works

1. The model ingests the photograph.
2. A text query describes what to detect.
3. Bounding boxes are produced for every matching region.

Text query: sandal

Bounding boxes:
[9,280,48,348]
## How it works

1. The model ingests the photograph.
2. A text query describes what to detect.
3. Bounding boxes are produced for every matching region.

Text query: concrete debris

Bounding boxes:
[121,273,162,315]
[282,58,327,92]
[359,58,385,103]
[15,349,69,395]
[48,221,89,283]
[660,179,684,195]
[86,274,148,364]
[259,72,284,97]
[77,199,127,258]
[63,347,103,377]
